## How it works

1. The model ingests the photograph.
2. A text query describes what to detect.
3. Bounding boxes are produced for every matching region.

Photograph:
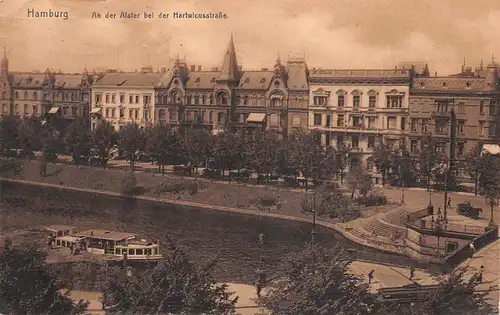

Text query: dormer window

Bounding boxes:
[442,82,447,88]
[466,82,471,87]
[420,82,425,87]
[195,78,200,83]
[260,78,266,83]
[244,78,250,83]
[274,81,280,87]
[210,78,215,83]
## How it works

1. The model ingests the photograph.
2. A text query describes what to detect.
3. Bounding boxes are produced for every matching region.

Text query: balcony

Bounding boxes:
[431,110,451,118]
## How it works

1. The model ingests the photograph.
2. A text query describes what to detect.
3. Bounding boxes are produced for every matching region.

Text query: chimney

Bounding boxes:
[198,65,202,71]
[190,65,196,72]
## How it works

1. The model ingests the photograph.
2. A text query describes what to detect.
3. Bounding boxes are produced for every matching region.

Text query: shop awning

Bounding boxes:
[48,107,60,114]
[482,144,500,156]
[247,113,266,123]
[90,108,102,114]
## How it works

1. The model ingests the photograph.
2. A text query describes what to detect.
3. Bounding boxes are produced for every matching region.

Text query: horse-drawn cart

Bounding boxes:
[456,203,482,219]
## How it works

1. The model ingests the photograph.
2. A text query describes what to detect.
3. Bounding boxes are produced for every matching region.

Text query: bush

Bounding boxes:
[0,159,24,176]
[120,172,139,196]
[153,180,185,196]
[250,193,283,212]
[187,180,198,195]
[355,195,387,207]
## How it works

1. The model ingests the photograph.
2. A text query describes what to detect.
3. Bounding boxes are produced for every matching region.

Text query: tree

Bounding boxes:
[17,116,43,156]
[212,131,247,179]
[0,239,88,314]
[373,141,393,186]
[91,121,116,168]
[464,144,483,196]
[248,130,284,184]
[119,123,145,171]
[287,130,336,190]
[145,123,184,175]
[103,240,238,314]
[258,245,380,315]
[301,182,349,219]
[390,147,418,187]
[346,164,373,199]
[0,115,20,154]
[478,153,500,228]
[182,128,213,173]
[64,118,91,166]
[417,137,442,191]
[335,142,351,183]
[383,269,494,315]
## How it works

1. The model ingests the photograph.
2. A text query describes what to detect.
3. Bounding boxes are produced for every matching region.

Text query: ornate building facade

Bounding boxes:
[90,71,159,130]
[154,36,309,136]
[408,59,500,163]
[308,68,412,173]
[0,49,92,128]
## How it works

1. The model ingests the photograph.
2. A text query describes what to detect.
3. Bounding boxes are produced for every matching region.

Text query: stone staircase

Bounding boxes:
[343,205,416,253]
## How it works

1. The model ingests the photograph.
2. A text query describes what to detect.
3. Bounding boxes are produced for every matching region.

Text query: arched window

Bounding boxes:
[24,91,28,99]
[270,91,284,107]
[158,109,166,120]
[217,112,225,123]
[170,90,182,105]
[15,92,18,99]
[2,91,5,99]
[33,92,38,100]
[243,95,248,105]
[217,91,229,105]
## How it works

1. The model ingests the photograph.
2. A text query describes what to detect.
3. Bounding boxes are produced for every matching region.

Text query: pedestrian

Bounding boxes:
[69,243,74,255]
[410,266,415,280]
[469,242,476,255]
[368,269,374,284]
[447,197,451,209]
[477,265,485,283]
[256,282,262,298]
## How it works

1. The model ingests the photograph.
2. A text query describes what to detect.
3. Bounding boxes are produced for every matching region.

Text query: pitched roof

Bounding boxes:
[93,72,161,87]
[11,73,46,88]
[237,71,274,90]
[287,60,308,90]
[53,74,82,89]
[186,71,219,89]
[218,35,240,82]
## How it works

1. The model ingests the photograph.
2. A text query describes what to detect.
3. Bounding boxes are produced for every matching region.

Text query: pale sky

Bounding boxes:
[1,0,499,74]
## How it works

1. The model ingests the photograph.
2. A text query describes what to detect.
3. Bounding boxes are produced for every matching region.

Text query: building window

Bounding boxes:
[337,115,344,127]
[489,122,497,137]
[457,120,465,134]
[410,140,419,154]
[368,136,375,148]
[400,117,406,131]
[169,108,176,122]
[325,115,331,127]
[368,95,376,108]
[458,102,465,114]
[63,107,68,115]
[387,96,403,108]
[129,109,133,118]
[292,115,301,126]
[457,143,465,156]
[480,101,484,114]
[135,109,139,119]
[313,113,322,126]
[33,105,38,114]
[24,91,28,99]
[209,95,214,104]
[129,95,133,104]
[243,96,248,105]
[337,135,344,147]
[111,108,116,117]
[217,112,225,123]
[135,95,139,104]
[270,113,279,125]
[72,107,78,117]
[111,94,116,103]
[366,157,373,170]
[1,92,5,99]
[158,109,166,120]
[313,96,328,106]
[411,118,418,132]
[353,95,360,107]
[367,117,376,129]
[33,92,38,100]
[194,96,199,105]
[337,95,344,107]
[387,117,397,129]
[23,104,28,114]
[120,108,124,118]
[351,135,359,148]
[352,116,361,128]
[436,142,446,153]
[120,94,125,104]
[105,94,110,103]
[422,119,429,132]
[435,120,448,134]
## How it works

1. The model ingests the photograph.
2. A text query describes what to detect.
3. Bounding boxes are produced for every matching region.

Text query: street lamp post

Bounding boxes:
[311,188,317,249]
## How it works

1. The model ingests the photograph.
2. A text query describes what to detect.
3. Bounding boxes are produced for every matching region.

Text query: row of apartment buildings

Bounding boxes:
[1,38,500,171]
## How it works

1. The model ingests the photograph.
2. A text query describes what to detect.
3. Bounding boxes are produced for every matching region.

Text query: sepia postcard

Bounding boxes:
[0,0,499,314]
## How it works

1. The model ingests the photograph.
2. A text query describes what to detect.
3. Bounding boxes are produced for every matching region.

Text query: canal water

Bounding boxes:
[1,180,407,284]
